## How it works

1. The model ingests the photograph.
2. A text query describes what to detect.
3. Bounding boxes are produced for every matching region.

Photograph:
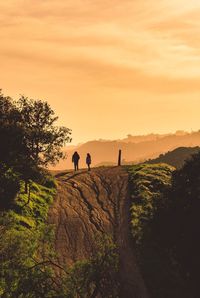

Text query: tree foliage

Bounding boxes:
[64,234,120,298]
[129,156,200,298]
[0,223,59,298]
[0,218,119,298]
[0,92,25,167]
[0,165,20,208]
[167,151,200,297]
[17,96,72,167]
[0,90,71,202]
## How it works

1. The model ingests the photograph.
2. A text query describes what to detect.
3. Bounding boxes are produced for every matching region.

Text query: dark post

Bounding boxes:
[118,149,122,166]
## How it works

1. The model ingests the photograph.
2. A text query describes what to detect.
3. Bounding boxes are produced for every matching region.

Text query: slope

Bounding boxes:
[48,167,148,298]
[146,146,200,168]
[53,131,200,170]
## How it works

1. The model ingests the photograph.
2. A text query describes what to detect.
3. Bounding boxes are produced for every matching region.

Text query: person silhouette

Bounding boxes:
[86,153,91,171]
[72,151,80,171]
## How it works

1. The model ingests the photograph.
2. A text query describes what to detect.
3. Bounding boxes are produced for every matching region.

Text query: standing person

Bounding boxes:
[86,153,91,171]
[72,151,80,171]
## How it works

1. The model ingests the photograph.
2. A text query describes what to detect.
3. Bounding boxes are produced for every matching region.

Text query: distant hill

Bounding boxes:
[52,131,200,170]
[146,146,200,168]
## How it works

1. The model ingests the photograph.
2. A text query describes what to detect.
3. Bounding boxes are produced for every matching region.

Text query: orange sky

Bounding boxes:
[1,0,200,144]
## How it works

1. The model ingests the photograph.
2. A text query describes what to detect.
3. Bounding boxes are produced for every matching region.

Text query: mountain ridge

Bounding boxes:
[53,130,200,170]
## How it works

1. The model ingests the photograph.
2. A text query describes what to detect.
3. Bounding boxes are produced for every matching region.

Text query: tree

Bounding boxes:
[168,151,200,295]
[17,96,72,168]
[0,92,25,205]
[0,91,72,196]
[0,221,60,298]
[0,91,25,166]
[0,165,20,208]
[64,234,120,297]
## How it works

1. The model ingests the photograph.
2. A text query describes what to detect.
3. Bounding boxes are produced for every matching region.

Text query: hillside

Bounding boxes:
[128,157,200,297]
[2,160,200,297]
[129,164,177,297]
[0,179,56,296]
[48,167,148,297]
[54,131,200,170]
[146,146,200,168]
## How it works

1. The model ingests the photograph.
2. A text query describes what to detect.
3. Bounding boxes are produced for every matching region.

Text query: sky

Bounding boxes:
[1,0,200,144]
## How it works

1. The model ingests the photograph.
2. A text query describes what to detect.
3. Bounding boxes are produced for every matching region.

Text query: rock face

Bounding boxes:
[48,167,149,298]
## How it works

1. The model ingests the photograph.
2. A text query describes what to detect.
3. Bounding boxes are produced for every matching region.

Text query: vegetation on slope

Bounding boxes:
[166,151,200,297]
[0,178,57,297]
[129,163,174,243]
[0,91,120,297]
[0,90,72,297]
[63,234,119,298]
[1,178,119,297]
[129,157,200,298]
[129,164,182,298]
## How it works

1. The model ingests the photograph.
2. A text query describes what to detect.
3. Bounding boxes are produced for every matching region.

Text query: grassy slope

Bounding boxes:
[2,181,56,230]
[0,180,56,296]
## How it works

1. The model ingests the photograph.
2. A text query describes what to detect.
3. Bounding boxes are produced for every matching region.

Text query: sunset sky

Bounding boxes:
[1,0,200,144]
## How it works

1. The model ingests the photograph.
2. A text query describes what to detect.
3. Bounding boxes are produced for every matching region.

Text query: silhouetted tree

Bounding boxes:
[0,91,72,197]
[155,151,200,297]
[17,96,72,168]
[0,91,25,166]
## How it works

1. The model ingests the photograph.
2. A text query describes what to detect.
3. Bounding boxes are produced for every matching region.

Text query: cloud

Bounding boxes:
[1,40,200,95]
[2,0,200,143]
[1,1,200,95]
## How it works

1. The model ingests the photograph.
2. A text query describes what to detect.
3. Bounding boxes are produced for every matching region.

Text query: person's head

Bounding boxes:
[87,153,90,157]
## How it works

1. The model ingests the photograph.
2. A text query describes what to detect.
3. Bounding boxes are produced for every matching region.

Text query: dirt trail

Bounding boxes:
[48,167,148,298]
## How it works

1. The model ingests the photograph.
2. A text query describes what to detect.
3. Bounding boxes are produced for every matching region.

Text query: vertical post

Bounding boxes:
[118,149,122,166]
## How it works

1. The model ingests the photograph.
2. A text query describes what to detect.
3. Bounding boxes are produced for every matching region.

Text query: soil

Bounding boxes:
[48,166,148,298]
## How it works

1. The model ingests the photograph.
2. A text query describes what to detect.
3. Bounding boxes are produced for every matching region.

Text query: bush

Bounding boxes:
[39,173,57,189]
[0,179,57,297]
[129,163,174,243]
[63,234,120,297]
[0,165,20,208]
[0,223,58,298]
[31,168,57,189]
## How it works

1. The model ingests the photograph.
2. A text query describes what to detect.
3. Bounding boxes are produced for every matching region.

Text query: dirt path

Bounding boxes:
[48,167,148,298]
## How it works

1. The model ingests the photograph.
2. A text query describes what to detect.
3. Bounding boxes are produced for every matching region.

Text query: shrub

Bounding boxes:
[0,165,20,208]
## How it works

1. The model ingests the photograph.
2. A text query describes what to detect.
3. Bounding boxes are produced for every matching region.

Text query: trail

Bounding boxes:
[48,167,148,298]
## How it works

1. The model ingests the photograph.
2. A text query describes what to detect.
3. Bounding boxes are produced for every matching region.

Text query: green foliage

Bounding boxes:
[0,225,57,298]
[5,182,55,228]
[0,164,20,208]
[0,178,120,297]
[129,163,174,243]
[16,96,72,168]
[129,160,200,297]
[0,90,71,201]
[0,180,56,297]
[34,170,58,189]
[128,163,183,298]
[63,234,120,298]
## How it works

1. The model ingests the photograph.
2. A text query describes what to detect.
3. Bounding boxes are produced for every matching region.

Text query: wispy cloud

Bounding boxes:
[1,0,200,141]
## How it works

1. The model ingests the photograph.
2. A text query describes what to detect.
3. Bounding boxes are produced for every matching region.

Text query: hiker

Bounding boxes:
[86,153,91,171]
[72,151,80,171]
